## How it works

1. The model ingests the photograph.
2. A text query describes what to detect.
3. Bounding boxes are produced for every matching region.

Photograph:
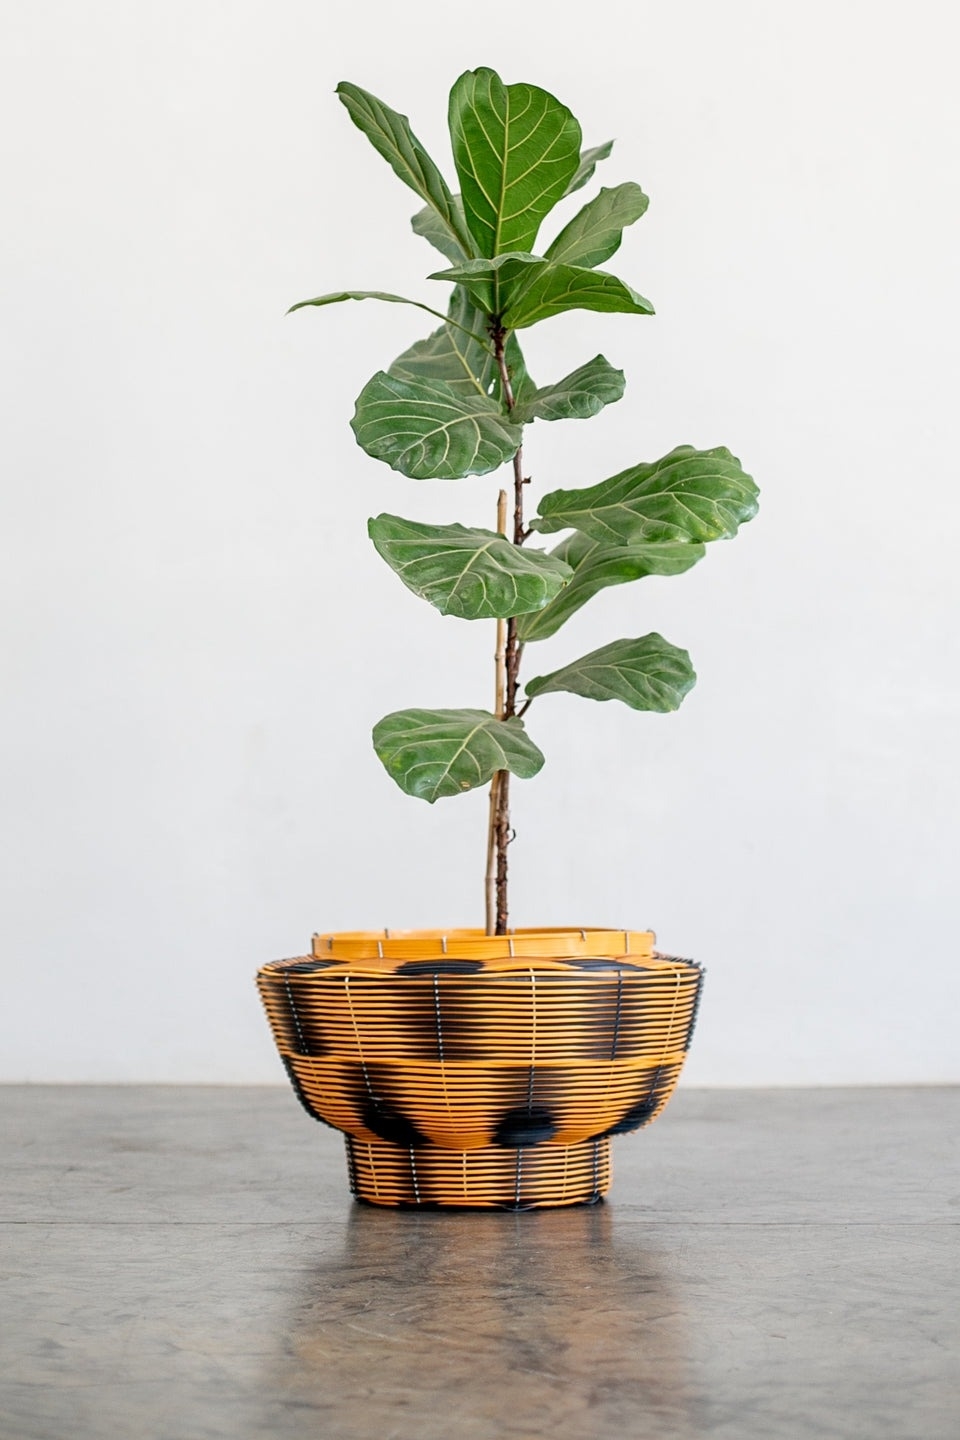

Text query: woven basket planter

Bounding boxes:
[257,928,703,1210]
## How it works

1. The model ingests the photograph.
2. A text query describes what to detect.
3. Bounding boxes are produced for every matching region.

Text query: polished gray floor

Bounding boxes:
[2,1086,957,1439]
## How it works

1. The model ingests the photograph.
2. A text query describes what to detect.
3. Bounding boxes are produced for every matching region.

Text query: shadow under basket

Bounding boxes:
[256,928,704,1210]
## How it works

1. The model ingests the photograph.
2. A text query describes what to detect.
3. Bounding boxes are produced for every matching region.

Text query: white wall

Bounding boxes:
[1,0,957,1085]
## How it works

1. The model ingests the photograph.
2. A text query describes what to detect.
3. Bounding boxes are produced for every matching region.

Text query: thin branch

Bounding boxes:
[485,489,509,936]
[489,326,529,935]
[484,773,501,937]
[494,497,508,720]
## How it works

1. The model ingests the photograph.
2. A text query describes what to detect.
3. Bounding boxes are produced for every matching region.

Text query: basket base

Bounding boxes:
[345,1135,612,1211]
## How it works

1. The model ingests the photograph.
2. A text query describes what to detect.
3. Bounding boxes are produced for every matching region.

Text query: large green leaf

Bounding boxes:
[563,140,614,197]
[501,260,654,328]
[513,355,624,424]
[388,289,496,397]
[411,199,469,264]
[532,445,759,543]
[448,68,581,257]
[352,371,522,479]
[387,291,533,407]
[373,708,545,802]
[287,289,487,343]
[368,514,573,620]
[431,254,655,328]
[336,82,474,258]
[525,634,696,711]
[545,183,649,270]
[517,536,705,642]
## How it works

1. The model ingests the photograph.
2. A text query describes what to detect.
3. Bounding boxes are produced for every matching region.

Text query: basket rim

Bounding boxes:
[257,951,701,982]
[308,926,657,963]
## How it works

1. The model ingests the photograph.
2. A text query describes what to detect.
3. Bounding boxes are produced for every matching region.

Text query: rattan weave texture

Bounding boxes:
[257,929,703,1209]
[345,1135,612,1210]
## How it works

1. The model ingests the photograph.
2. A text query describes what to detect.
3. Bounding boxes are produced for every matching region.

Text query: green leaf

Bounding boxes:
[532,445,759,543]
[513,355,625,424]
[336,81,474,258]
[545,183,649,270]
[411,199,469,264]
[525,634,696,711]
[373,708,545,802]
[517,537,705,642]
[501,260,654,328]
[563,141,614,197]
[388,289,496,398]
[351,371,522,480]
[368,514,573,620]
[431,254,655,328]
[448,68,581,257]
[386,291,533,406]
[287,289,487,342]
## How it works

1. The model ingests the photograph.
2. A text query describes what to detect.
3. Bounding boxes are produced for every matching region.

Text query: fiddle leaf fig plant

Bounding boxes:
[293,66,758,936]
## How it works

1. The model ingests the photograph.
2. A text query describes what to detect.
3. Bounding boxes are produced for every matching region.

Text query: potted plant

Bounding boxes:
[257,67,758,1209]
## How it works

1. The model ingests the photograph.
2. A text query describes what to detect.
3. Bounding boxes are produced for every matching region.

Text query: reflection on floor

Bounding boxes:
[2,1086,957,1439]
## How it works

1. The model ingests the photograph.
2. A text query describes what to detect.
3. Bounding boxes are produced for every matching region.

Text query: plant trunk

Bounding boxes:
[486,329,526,936]
[485,491,509,936]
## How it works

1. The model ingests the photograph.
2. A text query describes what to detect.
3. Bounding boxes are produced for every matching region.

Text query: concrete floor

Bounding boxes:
[2,1087,957,1440]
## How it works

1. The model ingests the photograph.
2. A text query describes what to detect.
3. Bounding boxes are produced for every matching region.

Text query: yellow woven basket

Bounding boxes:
[257,928,703,1210]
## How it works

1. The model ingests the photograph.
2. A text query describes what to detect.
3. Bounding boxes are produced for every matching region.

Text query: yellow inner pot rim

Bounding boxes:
[310,927,656,964]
